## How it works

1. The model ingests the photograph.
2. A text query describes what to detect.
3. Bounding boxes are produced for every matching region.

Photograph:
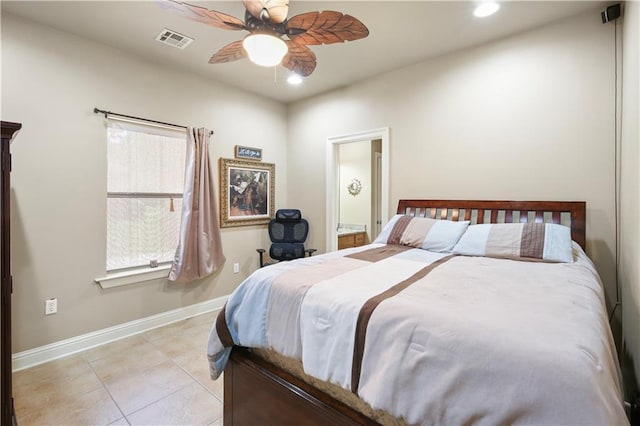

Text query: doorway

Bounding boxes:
[326,128,390,252]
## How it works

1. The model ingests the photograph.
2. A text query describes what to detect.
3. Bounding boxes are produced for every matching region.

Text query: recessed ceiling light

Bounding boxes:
[474,2,500,18]
[287,74,303,85]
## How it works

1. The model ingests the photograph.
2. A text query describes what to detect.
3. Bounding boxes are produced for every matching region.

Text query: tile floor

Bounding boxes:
[13,311,223,426]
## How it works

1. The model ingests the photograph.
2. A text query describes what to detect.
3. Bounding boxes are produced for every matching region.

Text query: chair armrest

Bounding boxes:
[305,248,317,257]
[256,248,266,267]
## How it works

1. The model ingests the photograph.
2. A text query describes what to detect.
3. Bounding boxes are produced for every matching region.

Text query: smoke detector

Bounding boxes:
[155,28,194,49]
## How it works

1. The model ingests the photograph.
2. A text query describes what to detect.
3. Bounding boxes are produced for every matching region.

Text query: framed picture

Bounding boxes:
[234,145,262,161]
[219,158,275,227]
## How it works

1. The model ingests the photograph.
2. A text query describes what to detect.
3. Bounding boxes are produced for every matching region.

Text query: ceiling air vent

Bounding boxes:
[155,28,194,49]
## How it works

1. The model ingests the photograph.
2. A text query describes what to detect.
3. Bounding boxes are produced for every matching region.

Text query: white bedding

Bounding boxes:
[208,242,628,425]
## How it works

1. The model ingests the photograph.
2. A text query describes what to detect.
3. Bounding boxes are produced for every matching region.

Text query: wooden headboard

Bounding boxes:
[397,200,586,250]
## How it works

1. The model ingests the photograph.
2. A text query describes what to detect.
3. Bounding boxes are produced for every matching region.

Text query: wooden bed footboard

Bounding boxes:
[224,347,380,426]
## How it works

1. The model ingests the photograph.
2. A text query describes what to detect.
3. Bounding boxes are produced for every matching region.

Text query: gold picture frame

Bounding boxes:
[219,158,275,227]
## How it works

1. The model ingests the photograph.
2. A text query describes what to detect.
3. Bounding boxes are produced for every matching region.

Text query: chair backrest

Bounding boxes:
[268,209,309,261]
[268,209,309,244]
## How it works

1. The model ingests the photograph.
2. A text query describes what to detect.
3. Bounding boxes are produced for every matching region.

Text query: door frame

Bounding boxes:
[373,151,383,238]
[326,127,390,252]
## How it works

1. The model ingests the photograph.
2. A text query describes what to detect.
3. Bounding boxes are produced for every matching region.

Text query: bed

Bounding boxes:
[208,199,627,425]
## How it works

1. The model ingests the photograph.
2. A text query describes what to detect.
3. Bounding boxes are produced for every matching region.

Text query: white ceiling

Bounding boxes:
[2,1,606,103]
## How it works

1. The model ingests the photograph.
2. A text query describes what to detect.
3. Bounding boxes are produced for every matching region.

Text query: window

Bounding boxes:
[106,119,186,272]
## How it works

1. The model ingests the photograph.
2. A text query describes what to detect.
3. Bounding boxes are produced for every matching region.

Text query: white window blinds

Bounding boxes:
[106,119,186,271]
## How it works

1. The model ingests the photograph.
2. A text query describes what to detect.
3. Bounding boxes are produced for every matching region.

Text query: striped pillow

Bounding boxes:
[374,215,469,253]
[452,223,574,263]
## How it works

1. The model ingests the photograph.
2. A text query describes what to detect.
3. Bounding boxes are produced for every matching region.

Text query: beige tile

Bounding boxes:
[17,386,122,426]
[208,419,223,426]
[13,316,225,424]
[188,311,217,326]
[184,322,215,343]
[90,340,168,383]
[173,349,223,400]
[14,366,103,418]
[142,313,213,342]
[184,321,215,340]
[170,342,207,369]
[149,332,206,361]
[14,354,94,388]
[145,318,213,345]
[204,372,224,401]
[127,382,222,425]
[103,360,193,415]
[84,335,151,363]
[143,319,192,342]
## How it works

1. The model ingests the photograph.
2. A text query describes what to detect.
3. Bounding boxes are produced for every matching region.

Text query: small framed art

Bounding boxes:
[234,145,262,161]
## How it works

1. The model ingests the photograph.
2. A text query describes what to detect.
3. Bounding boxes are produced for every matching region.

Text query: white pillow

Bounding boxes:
[452,222,574,263]
[374,214,469,253]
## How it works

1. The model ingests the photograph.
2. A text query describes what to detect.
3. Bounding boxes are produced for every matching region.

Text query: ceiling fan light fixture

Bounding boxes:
[163,0,369,77]
[287,74,303,85]
[474,2,500,18]
[242,33,288,67]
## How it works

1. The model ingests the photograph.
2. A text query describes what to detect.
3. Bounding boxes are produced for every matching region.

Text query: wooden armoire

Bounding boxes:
[1,121,21,426]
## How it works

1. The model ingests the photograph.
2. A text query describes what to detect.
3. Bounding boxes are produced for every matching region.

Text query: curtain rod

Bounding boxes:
[93,108,214,135]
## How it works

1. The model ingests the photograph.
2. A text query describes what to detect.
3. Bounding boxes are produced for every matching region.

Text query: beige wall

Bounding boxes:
[1,14,287,352]
[288,11,619,315]
[620,1,640,385]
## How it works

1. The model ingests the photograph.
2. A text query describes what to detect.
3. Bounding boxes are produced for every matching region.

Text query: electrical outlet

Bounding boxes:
[233,263,240,274]
[45,298,57,315]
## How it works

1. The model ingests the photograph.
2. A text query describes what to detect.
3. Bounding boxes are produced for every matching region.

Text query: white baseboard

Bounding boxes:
[12,295,228,372]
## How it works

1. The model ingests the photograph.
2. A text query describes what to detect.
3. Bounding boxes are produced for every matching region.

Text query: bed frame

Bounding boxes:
[396,199,586,249]
[223,199,587,426]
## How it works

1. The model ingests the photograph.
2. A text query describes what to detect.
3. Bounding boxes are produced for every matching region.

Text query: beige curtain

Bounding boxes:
[169,127,225,283]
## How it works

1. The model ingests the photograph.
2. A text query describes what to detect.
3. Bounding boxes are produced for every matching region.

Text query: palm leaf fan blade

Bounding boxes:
[286,11,369,45]
[158,0,246,31]
[209,40,247,64]
[282,42,316,77]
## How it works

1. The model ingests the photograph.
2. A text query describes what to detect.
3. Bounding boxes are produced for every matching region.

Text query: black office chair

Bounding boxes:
[257,209,316,267]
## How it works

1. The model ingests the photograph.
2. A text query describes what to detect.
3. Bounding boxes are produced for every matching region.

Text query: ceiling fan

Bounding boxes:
[158,0,369,77]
